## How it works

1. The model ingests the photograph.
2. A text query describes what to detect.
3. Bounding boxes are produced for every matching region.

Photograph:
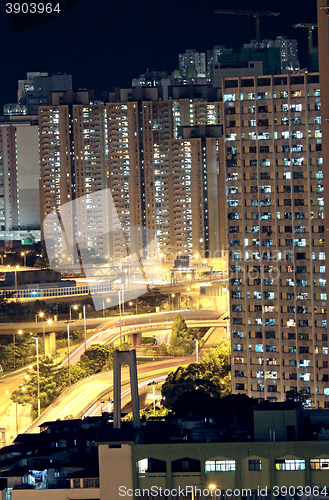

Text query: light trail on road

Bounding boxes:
[26,356,195,433]
[83,374,167,418]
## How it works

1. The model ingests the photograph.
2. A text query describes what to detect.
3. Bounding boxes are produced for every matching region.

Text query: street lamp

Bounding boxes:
[0,253,6,265]
[83,305,87,352]
[129,300,138,315]
[102,298,111,317]
[171,293,175,312]
[13,330,23,371]
[42,319,52,356]
[195,338,199,363]
[67,322,71,387]
[69,304,78,321]
[14,265,19,301]
[21,252,26,267]
[31,335,40,417]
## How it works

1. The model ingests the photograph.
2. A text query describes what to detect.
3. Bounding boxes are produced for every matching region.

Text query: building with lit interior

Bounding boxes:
[223,72,328,407]
[39,97,225,263]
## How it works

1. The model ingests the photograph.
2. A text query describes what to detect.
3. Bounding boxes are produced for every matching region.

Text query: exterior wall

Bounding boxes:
[16,125,40,227]
[98,441,329,497]
[39,105,72,228]
[12,488,100,500]
[168,138,204,256]
[254,409,300,441]
[0,126,18,229]
[106,99,223,261]
[106,101,143,259]
[72,104,108,258]
[317,1,329,379]
[39,97,225,263]
[39,104,110,263]
[0,120,39,231]
[222,73,328,407]
[99,444,133,500]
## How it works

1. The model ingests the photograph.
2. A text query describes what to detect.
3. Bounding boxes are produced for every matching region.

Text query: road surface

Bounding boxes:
[26,356,196,433]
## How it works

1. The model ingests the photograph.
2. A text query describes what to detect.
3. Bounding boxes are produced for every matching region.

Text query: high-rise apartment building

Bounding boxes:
[39,97,225,263]
[317,0,329,351]
[0,116,40,230]
[39,104,109,265]
[106,99,224,259]
[3,72,73,117]
[223,73,328,408]
[178,49,206,77]
[244,36,299,72]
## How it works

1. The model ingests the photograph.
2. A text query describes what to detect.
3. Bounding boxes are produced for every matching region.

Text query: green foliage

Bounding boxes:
[200,341,231,378]
[161,341,231,412]
[11,357,90,417]
[138,287,167,311]
[167,313,196,355]
[31,300,49,315]
[0,296,25,323]
[158,343,168,355]
[141,337,156,346]
[80,344,113,373]
[56,330,84,348]
[285,387,310,404]
[140,405,169,419]
[0,336,36,370]
[10,341,134,419]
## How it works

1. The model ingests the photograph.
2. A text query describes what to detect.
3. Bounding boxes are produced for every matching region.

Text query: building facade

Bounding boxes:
[244,36,299,72]
[39,98,225,264]
[0,116,40,231]
[178,49,206,77]
[223,73,328,407]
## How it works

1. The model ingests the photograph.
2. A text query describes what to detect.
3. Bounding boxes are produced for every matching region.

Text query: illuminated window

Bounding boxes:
[205,460,236,472]
[275,460,305,471]
[310,459,329,470]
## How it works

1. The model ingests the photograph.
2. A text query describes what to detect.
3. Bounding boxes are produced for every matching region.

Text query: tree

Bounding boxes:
[12,359,88,418]
[285,387,311,405]
[200,342,231,379]
[80,344,113,373]
[161,341,231,411]
[0,295,25,323]
[32,300,49,315]
[167,313,196,355]
[0,335,35,370]
[138,287,167,311]
[34,241,50,268]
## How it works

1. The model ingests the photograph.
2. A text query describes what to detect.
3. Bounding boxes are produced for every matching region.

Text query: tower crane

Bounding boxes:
[293,23,317,70]
[214,10,280,44]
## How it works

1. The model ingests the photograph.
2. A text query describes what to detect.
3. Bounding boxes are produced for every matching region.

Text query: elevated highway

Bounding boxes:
[65,310,227,365]
[26,356,196,433]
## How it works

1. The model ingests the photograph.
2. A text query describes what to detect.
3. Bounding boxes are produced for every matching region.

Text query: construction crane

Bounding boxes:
[214,10,280,44]
[293,23,317,70]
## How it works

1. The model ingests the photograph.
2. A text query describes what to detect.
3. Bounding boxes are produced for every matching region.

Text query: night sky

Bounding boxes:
[0,0,317,109]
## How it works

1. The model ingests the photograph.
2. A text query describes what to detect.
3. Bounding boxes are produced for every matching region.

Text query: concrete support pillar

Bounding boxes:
[113,350,140,429]
[132,332,142,346]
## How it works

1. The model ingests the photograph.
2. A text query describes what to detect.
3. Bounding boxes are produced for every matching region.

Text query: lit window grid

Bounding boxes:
[223,75,327,406]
